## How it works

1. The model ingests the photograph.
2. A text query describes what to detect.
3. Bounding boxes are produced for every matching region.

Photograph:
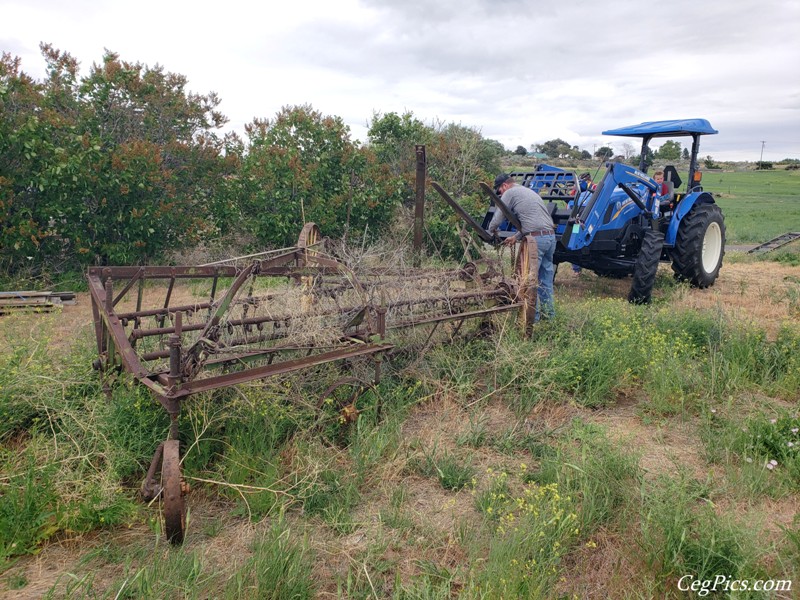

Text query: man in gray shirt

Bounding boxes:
[488,174,556,320]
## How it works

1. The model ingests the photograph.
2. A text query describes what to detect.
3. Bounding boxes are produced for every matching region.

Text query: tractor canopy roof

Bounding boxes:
[602,119,718,138]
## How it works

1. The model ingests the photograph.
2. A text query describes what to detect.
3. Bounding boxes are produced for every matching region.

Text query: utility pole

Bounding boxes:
[759,141,766,168]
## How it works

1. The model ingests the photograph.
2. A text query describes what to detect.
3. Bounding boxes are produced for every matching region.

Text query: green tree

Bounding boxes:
[479,139,506,171]
[655,140,681,161]
[241,105,400,247]
[541,138,573,159]
[368,111,505,259]
[682,148,690,160]
[595,146,614,160]
[514,145,527,156]
[0,45,233,273]
[630,148,655,169]
[368,111,430,178]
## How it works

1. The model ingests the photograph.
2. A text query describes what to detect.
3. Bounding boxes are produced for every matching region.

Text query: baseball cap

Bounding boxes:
[493,173,511,193]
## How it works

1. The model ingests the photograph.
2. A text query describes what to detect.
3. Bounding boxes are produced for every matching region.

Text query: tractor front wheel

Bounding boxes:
[671,203,725,288]
[628,230,664,304]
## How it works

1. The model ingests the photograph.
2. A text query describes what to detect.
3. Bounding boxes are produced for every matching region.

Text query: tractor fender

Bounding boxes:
[665,192,716,245]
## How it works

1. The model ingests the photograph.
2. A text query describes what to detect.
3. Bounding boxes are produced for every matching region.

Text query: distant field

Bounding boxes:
[702,169,800,244]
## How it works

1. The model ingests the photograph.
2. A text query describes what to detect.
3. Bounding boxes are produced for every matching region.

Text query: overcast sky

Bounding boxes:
[3,0,799,161]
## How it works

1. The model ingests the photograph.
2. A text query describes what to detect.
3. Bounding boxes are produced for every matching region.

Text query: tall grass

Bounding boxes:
[469,420,640,596]
[0,318,141,564]
[224,518,315,599]
[639,474,766,593]
[462,299,800,414]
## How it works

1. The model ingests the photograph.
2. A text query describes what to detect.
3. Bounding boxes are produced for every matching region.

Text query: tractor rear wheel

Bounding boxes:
[671,203,725,288]
[628,230,664,304]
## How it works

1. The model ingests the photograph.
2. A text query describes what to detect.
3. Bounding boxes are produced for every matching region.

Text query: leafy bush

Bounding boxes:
[240,105,401,249]
[1,47,234,274]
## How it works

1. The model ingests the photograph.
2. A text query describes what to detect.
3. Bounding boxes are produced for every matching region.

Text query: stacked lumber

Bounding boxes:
[0,291,76,314]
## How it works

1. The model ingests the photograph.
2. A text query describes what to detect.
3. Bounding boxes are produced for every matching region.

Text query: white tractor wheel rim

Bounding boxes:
[702,222,722,273]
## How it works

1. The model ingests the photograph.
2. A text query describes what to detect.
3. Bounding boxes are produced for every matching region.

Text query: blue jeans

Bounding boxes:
[535,234,556,321]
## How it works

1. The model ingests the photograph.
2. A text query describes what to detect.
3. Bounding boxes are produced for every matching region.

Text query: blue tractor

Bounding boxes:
[436,119,725,303]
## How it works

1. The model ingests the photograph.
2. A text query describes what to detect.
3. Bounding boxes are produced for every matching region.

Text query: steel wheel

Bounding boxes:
[162,439,186,544]
[297,222,321,248]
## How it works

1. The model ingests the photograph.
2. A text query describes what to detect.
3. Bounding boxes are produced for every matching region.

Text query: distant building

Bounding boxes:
[527,152,549,159]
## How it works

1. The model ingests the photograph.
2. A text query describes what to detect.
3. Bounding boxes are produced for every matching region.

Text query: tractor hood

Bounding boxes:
[602,119,718,138]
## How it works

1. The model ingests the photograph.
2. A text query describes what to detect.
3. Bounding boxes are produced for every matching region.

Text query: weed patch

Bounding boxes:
[639,475,765,591]
[224,518,315,599]
[0,454,59,562]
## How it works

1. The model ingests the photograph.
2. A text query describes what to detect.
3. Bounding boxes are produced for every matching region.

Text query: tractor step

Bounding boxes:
[747,232,800,254]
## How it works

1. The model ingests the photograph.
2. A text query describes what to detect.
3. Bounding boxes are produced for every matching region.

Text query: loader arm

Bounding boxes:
[562,162,661,252]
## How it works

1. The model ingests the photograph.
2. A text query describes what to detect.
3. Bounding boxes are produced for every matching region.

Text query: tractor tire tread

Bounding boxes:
[628,229,664,304]
[671,203,725,288]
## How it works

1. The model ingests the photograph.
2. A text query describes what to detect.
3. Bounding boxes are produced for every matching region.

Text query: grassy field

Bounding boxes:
[1,254,799,598]
[705,169,800,244]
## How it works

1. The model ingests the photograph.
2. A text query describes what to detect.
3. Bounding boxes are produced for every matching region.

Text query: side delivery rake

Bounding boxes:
[88,223,539,542]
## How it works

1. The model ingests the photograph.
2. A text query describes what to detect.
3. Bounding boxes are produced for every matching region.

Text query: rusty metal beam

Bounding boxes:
[87,272,150,380]
[171,343,394,397]
[387,304,520,329]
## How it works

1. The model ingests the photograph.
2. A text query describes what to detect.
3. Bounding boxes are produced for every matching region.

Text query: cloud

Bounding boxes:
[2,0,798,160]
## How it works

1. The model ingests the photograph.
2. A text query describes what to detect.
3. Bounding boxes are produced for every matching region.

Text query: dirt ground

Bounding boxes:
[2,254,799,598]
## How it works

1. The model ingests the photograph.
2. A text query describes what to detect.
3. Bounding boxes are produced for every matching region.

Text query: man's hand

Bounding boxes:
[502,236,518,247]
